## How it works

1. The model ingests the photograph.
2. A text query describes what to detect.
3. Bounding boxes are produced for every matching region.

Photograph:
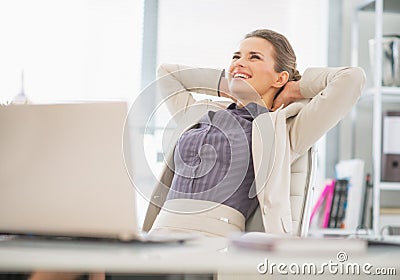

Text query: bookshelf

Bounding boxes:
[380,182,400,191]
[309,228,370,237]
[352,0,400,235]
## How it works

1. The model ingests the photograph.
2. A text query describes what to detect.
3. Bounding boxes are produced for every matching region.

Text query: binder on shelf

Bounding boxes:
[328,180,340,228]
[382,111,400,182]
[335,159,365,231]
[336,179,349,228]
[328,179,349,229]
[360,173,373,229]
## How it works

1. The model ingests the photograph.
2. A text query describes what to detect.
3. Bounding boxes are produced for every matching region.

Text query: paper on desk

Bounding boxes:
[229,232,367,254]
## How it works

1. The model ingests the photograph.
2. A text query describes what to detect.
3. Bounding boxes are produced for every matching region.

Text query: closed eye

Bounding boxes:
[232,54,240,60]
[250,54,261,60]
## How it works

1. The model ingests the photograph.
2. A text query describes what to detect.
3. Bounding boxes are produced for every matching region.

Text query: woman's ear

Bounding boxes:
[272,71,289,89]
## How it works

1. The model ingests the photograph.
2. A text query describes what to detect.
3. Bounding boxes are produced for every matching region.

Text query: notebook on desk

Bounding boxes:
[0,102,183,242]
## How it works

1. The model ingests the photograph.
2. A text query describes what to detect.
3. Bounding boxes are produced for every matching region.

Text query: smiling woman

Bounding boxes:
[224,29,303,110]
[142,0,330,230]
[143,29,365,237]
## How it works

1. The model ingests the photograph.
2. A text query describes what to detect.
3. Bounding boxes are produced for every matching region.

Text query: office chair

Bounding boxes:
[245,145,317,237]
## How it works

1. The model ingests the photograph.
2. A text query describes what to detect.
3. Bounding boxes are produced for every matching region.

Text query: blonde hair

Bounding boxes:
[245,29,301,81]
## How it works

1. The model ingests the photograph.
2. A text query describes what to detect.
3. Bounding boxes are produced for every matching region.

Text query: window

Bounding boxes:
[0,0,144,104]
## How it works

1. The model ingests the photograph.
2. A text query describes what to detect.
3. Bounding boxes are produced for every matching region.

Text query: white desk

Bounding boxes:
[0,236,399,278]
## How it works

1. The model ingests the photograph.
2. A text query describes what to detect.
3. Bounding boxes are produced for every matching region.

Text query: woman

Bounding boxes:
[143,29,365,237]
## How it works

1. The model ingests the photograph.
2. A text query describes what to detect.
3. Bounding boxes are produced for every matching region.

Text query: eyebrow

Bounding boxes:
[233,51,264,56]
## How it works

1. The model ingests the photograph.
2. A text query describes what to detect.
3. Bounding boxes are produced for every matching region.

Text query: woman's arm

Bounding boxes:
[271,81,304,111]
[290,67,366,155]
[157,63,225,115]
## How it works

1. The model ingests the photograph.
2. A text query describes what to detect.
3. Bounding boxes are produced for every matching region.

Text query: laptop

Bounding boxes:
[0,101,158,242]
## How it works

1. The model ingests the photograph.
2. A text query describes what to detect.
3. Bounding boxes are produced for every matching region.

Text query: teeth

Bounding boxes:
[233,73,250,79]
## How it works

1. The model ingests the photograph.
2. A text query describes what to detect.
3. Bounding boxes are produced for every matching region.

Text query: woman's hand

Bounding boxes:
[271,80,304,111]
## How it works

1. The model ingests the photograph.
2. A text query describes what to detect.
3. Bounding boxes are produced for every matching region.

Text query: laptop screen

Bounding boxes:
[0,102,139,240]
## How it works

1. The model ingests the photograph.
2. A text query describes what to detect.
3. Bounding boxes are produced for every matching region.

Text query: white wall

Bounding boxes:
[0,0,143,104]
[157,0,328,71]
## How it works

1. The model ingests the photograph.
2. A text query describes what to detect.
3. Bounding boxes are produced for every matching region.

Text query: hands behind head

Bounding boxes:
[218,76,304,110]
[271,80,303,111]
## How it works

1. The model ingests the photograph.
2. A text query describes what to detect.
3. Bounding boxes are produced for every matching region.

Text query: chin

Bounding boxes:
[230,79,255,92]
[229,80,260,100]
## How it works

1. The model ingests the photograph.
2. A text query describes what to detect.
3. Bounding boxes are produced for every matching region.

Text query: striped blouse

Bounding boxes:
[167,102,268,219]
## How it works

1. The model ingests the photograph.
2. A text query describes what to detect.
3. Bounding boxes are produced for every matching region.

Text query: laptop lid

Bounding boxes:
[0,102,139,241]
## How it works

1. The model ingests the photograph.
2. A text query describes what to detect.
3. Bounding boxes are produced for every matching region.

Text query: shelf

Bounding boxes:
[358,0,400,13]
[359,87,400,102]
[309,228,370,236]
[381,87,400,94]
[380,207,400,214]
[352,0,400,236]
[380,182,400,190]
[364,87,400,95]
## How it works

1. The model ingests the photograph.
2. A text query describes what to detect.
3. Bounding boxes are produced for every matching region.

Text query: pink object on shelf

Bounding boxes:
[310,179,335,228]
[322,180,335,228]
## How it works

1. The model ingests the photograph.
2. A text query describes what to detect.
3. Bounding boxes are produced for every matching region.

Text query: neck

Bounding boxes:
[260,91,275,110]
[232,89,277,110]
[236,98,266,108]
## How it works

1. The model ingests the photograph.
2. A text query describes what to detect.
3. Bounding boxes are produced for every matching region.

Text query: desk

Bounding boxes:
[0,236,399,278]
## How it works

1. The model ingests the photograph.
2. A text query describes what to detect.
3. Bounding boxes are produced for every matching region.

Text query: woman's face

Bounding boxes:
[227,37,281,98]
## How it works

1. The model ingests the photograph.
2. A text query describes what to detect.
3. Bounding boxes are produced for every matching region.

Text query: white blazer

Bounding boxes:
[143,64,365,235]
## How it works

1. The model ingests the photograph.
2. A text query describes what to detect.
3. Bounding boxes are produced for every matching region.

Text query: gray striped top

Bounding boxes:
[167,102,268,219]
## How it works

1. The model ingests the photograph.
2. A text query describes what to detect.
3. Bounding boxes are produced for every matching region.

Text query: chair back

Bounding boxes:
[245,146,317,237]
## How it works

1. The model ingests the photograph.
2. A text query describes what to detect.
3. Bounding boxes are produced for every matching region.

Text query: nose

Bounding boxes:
[233,56,246,67]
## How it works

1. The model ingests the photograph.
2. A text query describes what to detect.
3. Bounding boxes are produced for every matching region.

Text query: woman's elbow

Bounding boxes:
[348,67,366,97]
[336,66,366,101]
[157,63,170,79]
